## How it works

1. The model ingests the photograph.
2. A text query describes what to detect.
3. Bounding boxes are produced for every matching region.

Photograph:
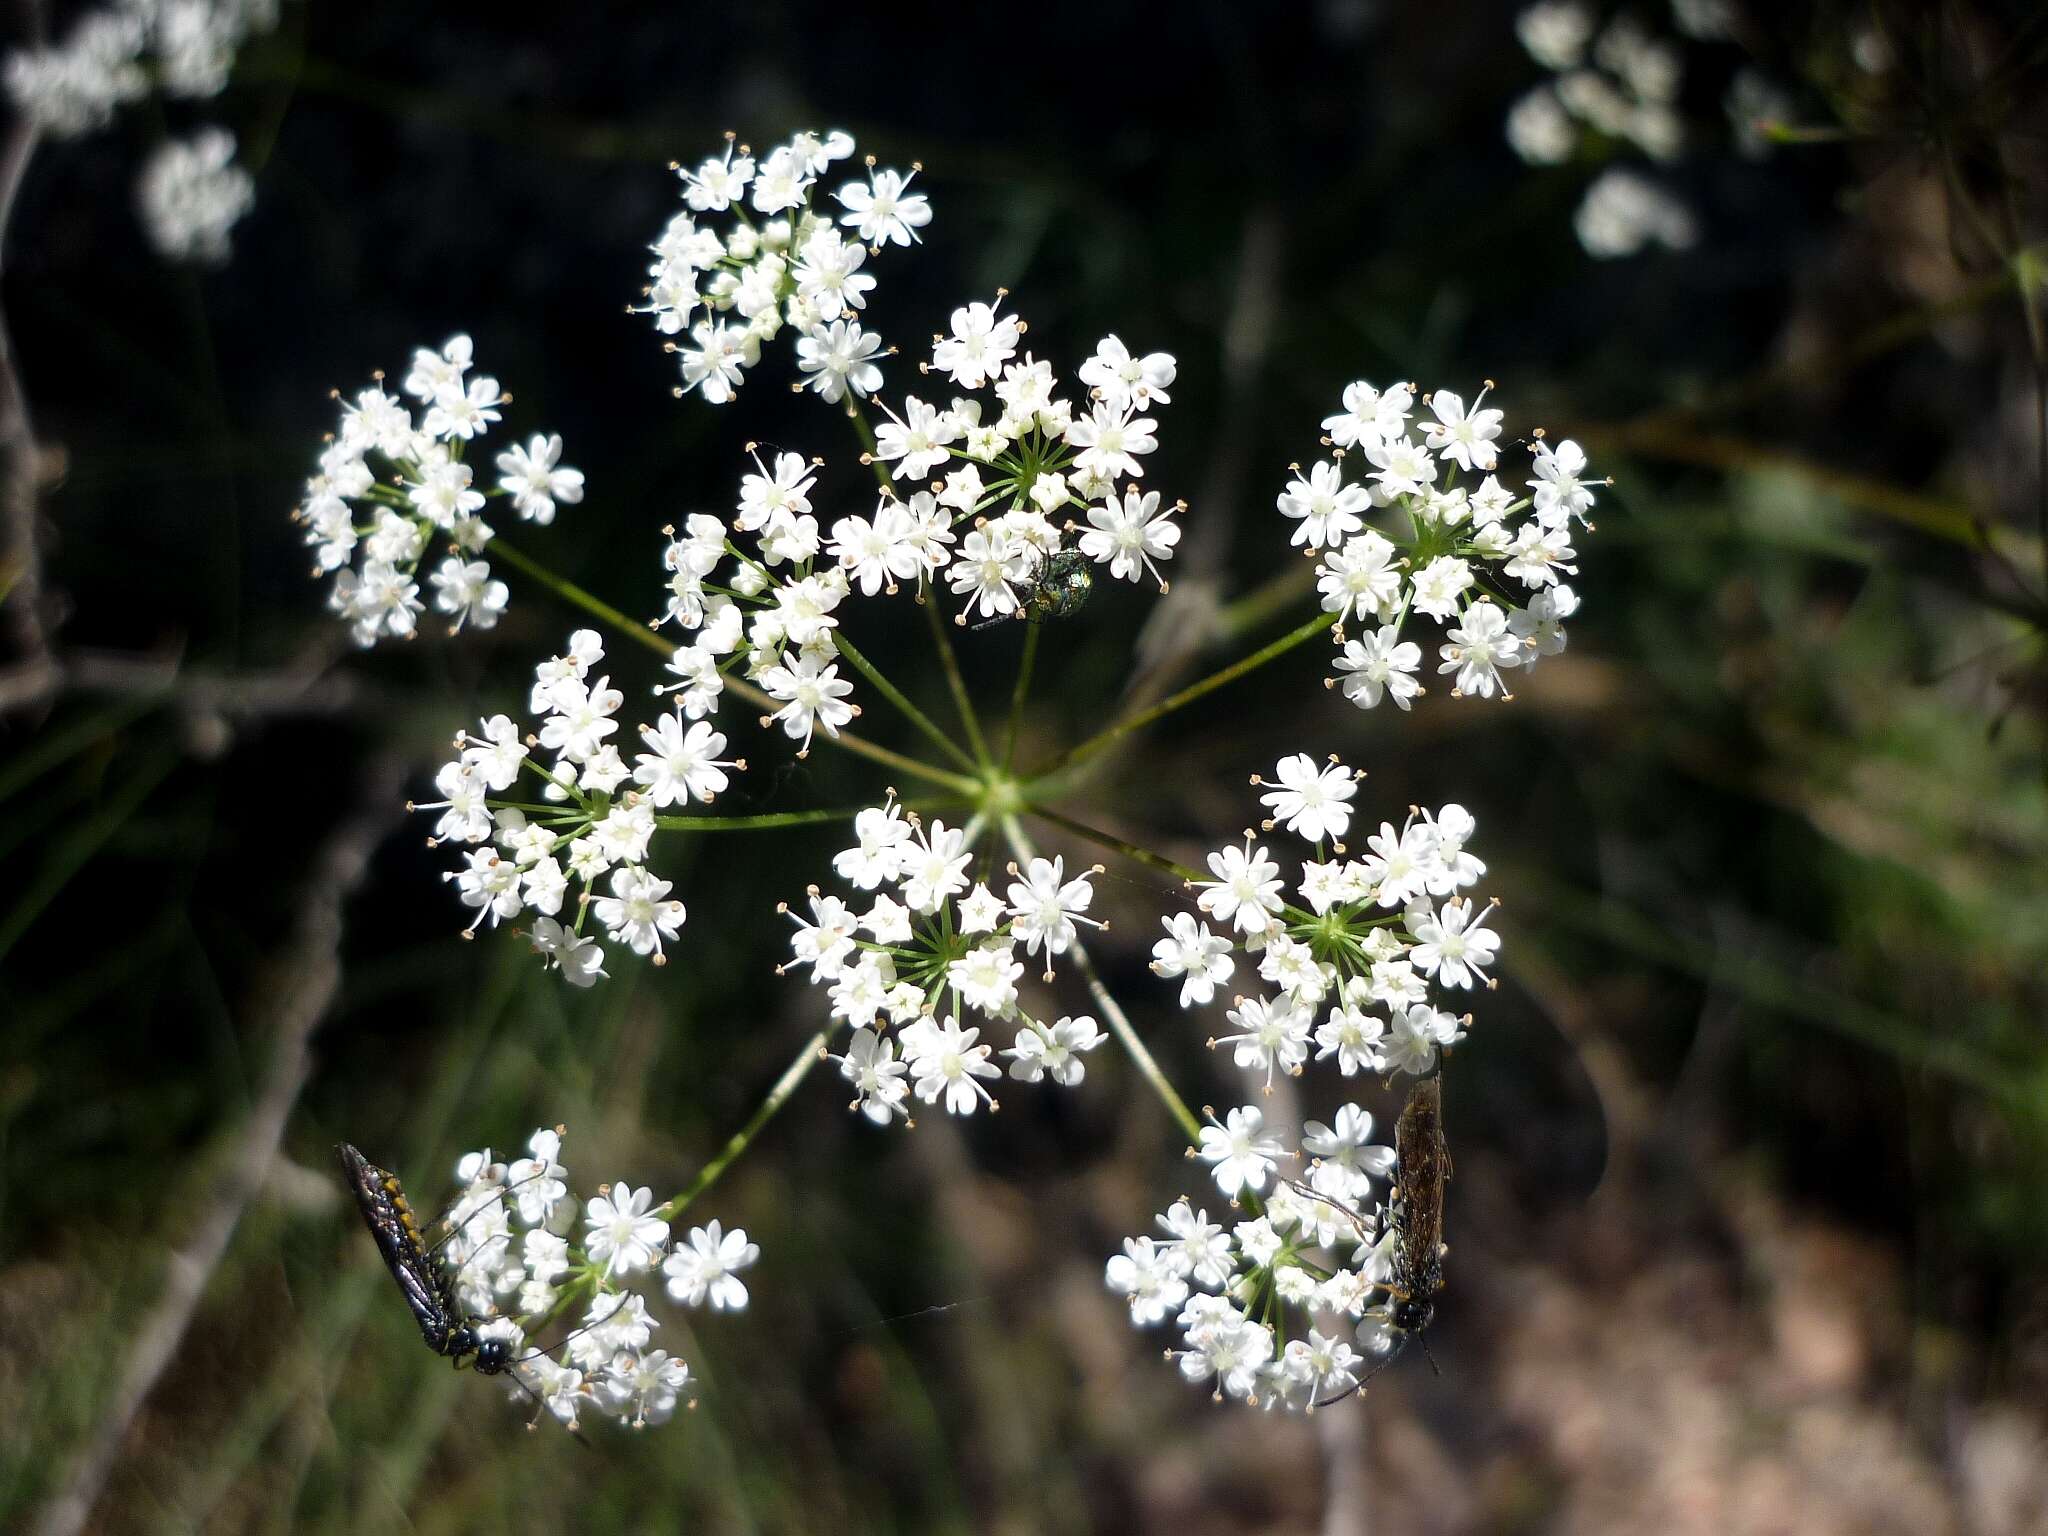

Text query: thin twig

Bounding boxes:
[31,757,409,1536]
[0,640,372,720]
[0,99,48,679]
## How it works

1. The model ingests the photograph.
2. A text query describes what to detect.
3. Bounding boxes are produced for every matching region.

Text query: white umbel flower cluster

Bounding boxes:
[434,1126,756,1431]
[636,129,929,405]
[1152,753,1493,1084]
[1508,3,1684,167]
[5,0,277,136]
[414,629,741,985]
[6,0,278,262]
[135,127,254,263]
[652,311,1182,753]
[654,448,878,756]
[782,800,1106,1125]
[292,333,585,647]
[1573,167,1699,258]
[1106,1104,1402,1410]
[1503,1,1784,257]
[1278,380,1591,711]
[878,305,1183,621]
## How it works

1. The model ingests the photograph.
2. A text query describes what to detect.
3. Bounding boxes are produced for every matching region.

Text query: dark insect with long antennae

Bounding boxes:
[338,1143,521,1375]
[1314,1072,1452,1407]
[340,1143,657,1440]
[1387,1072,1449,1335]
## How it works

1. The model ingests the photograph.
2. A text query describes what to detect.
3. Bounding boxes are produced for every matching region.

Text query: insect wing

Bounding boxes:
[1392,1077,1450,1298]
[339,1143,455,1346]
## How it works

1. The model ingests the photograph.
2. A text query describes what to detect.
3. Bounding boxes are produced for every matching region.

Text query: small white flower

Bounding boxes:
[633,715,738,806]
[1150,913,1235,1008]
[600,1349,692,1428]
[1004,855,1100,960]
[901,1015,1001,1116]
[833,1027,911,1124]
[1003,1014,1106,1086]
[1381,1003,1465,1075]
[1315,1002,1387,1076]
[495,433,585,524]
[1276,460,1368,550]
[947,942,1024,1016]
[1105,1236,1191,1326]
[1408,898,1499,988]
[835,165,931,248]
[1195,842,1286,936]
[872,395,956,481]
[1302,1104,1396,1206]
[1065,400,1157,482]
[931,300,1020,389]
[1439,602,1522,698]
[898,819,971,914]
[583,1181,668,1276]
[1159,1200,1236,1288]
[793,318,884,402]
[1422,387,1504,473]
[1333,627,1423,712]
[1529,438,1598,523]
[833,801,913,890]
[1197,1105,1287,1196]
[1079,486,1180,587]
[663,1220,760,1310]
[1409,555,1474,622]
[1213,994,1312,1091]
[1320,380,1413,451]
[1259,753,1357,844]
[529,917,607,987]
[760,655,856,754]
[1509,583,1579,665]
[957,882,1005,934]
[1079,336,1176,413]
[590,866,687,960]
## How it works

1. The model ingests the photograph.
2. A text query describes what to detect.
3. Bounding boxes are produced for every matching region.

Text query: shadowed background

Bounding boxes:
[3,1,2047,1532]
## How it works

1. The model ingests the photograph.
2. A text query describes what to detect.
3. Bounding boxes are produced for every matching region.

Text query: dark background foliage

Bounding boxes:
[4,1,2046,1531]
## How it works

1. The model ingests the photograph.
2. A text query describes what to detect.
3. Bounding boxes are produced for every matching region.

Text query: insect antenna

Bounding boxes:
[425,1167,556,1260]
[1313,1333,1411,1409]
[1285,1178,1375,1242]
[503,1362,595,1450]
[431,1170,567,1297]
[510,1288,638,1366]
[1420,1335,1442,1377]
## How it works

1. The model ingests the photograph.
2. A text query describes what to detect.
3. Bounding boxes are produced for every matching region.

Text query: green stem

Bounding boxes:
[1025,609,1339,784]
[1216,561,1316,638]
[843,395,884,468]
[843,397,995,767]
[1000,815,1204,1147]
[657,1029,829,1224]
[654,800,960,832]
[924,588,992,767]
[1001,619,1040,773]
[491,537,669,660]
[831,629,982,775]
[491,538,979,795]
[1027,804,1204,884]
